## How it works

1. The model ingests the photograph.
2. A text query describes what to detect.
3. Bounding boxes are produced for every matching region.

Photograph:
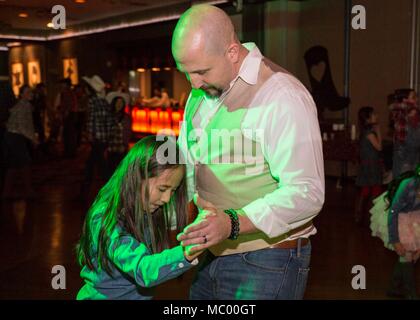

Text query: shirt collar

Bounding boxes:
[203,43,262,103]
[237,42,263,86]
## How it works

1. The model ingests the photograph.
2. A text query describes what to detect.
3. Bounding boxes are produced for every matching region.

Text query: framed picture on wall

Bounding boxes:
[11,62,24,97]
[27,61,41,87]
[63,58,78,85]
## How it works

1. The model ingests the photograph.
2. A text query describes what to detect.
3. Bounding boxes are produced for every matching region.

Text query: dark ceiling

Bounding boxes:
[0,0,231,40]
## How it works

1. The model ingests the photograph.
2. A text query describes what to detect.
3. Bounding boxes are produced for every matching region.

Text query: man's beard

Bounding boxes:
[200,85,223,98]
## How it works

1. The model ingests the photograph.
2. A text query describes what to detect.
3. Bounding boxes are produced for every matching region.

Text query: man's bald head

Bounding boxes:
[172,4,238,60]
[171,5,247,97]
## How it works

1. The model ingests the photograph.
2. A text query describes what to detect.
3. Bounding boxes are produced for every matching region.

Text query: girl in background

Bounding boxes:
[389,89,419,178]
[354,106,383,225]
[106,95,131,177]
[385,165,420,299]
[370,165,420,299]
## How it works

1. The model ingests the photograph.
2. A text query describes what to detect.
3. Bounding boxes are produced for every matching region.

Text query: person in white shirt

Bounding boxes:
[172,4,325,300]
[143,87,171,108]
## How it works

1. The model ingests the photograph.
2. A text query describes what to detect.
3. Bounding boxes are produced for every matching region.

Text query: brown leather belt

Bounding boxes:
[270,237,309,249]
[269,221,313,249]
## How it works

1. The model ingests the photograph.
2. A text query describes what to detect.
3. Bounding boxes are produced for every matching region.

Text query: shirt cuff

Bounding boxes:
[174,245,199,268]
[242,198,292,238]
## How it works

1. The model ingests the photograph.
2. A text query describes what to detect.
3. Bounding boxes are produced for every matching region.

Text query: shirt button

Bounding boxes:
[178,263,184,268]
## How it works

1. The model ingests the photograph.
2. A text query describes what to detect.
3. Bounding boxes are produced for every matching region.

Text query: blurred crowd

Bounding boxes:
[0,75,133,200]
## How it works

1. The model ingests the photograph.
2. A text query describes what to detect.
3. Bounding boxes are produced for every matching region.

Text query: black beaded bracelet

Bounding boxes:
[224,209,240,240]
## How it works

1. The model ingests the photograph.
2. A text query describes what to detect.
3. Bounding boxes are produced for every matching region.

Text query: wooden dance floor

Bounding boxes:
[0,144,418,299]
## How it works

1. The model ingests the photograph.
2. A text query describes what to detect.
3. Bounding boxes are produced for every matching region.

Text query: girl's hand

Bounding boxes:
[393,242,406,257]
[183,245,204,262]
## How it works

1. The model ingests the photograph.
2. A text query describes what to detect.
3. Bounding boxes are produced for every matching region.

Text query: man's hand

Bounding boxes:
[178,209,231,252]
[177,196,231,252]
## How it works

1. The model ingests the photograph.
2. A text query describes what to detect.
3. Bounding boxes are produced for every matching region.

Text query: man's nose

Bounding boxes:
[189,75,203,89]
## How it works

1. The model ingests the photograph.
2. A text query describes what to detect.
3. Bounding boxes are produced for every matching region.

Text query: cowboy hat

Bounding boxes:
[82,75,105,93]
[106,91,130,106]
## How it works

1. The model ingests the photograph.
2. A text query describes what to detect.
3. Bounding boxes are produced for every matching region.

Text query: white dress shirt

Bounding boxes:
[178,43,325,240]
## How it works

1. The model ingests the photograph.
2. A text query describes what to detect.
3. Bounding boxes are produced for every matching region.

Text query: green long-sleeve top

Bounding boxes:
[77,211,196,300]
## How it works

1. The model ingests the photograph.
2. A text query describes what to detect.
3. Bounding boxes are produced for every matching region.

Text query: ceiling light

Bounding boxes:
[164,67,171,71]
[137,68,146,73]
[18,13,29,18]
[47,22,54,28]
[151,67,161,72]
[74,0,86,3]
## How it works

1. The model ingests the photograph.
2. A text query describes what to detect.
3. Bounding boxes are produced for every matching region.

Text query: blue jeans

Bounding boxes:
[190,240,311,300]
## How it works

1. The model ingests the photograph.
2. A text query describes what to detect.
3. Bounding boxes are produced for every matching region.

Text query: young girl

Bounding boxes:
[355,106,383,225]
[370,164,420,299]
[76,135,200,300]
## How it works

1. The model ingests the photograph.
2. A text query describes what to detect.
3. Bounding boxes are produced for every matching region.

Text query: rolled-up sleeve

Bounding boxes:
[243,88,325,238]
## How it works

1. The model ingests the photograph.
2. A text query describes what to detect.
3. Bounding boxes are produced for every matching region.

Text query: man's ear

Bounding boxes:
[226,43,240,63]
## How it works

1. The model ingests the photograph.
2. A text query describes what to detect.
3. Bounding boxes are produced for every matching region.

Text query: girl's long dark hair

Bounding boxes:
[76,135,188,276]
[385,164,420,209]
[357,106,374,133]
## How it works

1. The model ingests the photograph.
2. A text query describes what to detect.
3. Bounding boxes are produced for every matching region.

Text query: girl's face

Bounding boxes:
[143,166,184,213]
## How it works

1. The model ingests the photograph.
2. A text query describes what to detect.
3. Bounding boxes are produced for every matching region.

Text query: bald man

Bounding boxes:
[174,5,325,300]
